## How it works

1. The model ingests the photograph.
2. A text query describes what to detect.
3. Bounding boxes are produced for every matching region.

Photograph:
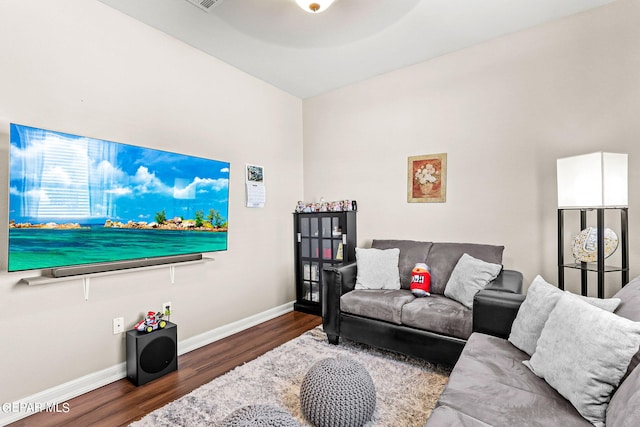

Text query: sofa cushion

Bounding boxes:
[354,247,401,290]
[613,275,640,376]
[426,243,504,295]
[524,294,640,427]
[425,406,492,427]
[340,289,415,325]
[509,275,621,356]
[606,364,640,426]
[443,253,502,309]
[371,240,433,289]
[401,295,472,340]
[436,333,591,426]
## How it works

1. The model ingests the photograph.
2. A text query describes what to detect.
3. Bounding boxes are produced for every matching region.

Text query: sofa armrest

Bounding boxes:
[485,269,523,294]
[473,289,525,339]
[473,269,524,338]
[322,261,357,341]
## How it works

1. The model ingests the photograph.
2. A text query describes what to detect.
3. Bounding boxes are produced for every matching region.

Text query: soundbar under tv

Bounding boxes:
[48,253,203,278]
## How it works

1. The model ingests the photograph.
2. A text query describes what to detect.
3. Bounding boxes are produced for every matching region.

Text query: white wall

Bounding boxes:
[303,0,640,295]
[0,0,302,404]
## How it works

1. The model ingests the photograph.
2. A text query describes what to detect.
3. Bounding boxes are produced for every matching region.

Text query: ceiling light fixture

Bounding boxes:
[296,0,335,13]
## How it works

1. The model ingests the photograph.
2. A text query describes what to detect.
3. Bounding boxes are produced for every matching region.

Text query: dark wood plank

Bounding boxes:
[8,311,321,427]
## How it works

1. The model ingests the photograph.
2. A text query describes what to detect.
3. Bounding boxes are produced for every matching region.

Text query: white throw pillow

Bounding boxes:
[355,247,401,290]
[508,275,621,356]
[523,294,640,427]
[443,253,502,309]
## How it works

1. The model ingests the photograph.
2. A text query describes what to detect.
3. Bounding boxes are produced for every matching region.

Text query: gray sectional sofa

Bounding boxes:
[322,239,524,367]
[322,238,640,426]
[426,275,640,426]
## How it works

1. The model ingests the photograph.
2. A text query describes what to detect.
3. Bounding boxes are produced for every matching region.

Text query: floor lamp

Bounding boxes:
[557,152,629,297]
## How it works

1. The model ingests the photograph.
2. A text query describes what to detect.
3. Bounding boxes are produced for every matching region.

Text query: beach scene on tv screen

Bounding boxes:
[8,123,230,272]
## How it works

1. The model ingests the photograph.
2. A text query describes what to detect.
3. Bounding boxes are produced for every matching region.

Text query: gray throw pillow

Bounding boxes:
[443,253,502,309]
[523,294,640,427]
[508,275,621,356]
[371,240,433,289]
[426,243,504,294]
[355,247,401,290]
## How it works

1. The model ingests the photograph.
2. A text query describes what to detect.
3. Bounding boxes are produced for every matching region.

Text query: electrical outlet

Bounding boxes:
[113,317,124,334]
[162,302,172,318]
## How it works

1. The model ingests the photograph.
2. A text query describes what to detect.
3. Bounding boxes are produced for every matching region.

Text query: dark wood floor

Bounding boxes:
[9,311,321,427]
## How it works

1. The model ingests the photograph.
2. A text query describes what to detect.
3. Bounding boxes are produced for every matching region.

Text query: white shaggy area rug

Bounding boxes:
[131,326,450,426]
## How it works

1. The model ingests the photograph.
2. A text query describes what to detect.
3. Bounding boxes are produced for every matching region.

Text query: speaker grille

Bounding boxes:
[140,336,176,374]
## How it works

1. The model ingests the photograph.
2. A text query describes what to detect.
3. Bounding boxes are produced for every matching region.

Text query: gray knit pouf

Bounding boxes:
[220,404,301,427]
[300,357,376,427]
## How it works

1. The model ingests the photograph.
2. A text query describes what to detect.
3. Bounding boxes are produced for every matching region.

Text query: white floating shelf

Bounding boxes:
[20,257,214,288]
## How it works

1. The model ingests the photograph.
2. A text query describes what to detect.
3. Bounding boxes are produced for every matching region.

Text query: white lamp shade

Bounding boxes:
[557,152,628,208]
[296,0,335,13]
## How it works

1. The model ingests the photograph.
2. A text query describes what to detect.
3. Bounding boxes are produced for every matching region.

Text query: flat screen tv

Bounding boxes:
[8,123,230,274]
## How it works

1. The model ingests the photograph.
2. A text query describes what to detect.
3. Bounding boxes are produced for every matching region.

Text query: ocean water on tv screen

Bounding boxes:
[8,227,228,272]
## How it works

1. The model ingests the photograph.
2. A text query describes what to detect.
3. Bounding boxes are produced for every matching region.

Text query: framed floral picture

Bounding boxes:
[408,153,447,203]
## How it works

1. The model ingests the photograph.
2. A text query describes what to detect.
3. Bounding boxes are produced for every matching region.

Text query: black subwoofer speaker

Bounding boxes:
[126,322,177,386]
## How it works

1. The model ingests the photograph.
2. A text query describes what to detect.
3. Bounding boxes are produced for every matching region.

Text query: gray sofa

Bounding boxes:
[322,239,524,367]
[426,276,640,426]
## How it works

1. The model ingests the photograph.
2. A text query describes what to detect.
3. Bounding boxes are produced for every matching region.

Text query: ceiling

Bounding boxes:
[98,0,616,99]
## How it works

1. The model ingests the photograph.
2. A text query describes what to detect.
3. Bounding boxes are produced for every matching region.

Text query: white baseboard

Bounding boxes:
[0,301,294,426]
[0,363,127,426]
[178,301,295,355]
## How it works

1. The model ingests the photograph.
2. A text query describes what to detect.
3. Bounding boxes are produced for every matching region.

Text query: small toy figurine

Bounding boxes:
[410,263,432,297]
[134,311,167,333]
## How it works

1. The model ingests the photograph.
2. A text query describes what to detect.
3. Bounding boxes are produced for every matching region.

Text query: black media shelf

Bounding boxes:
[293,211,357,316]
